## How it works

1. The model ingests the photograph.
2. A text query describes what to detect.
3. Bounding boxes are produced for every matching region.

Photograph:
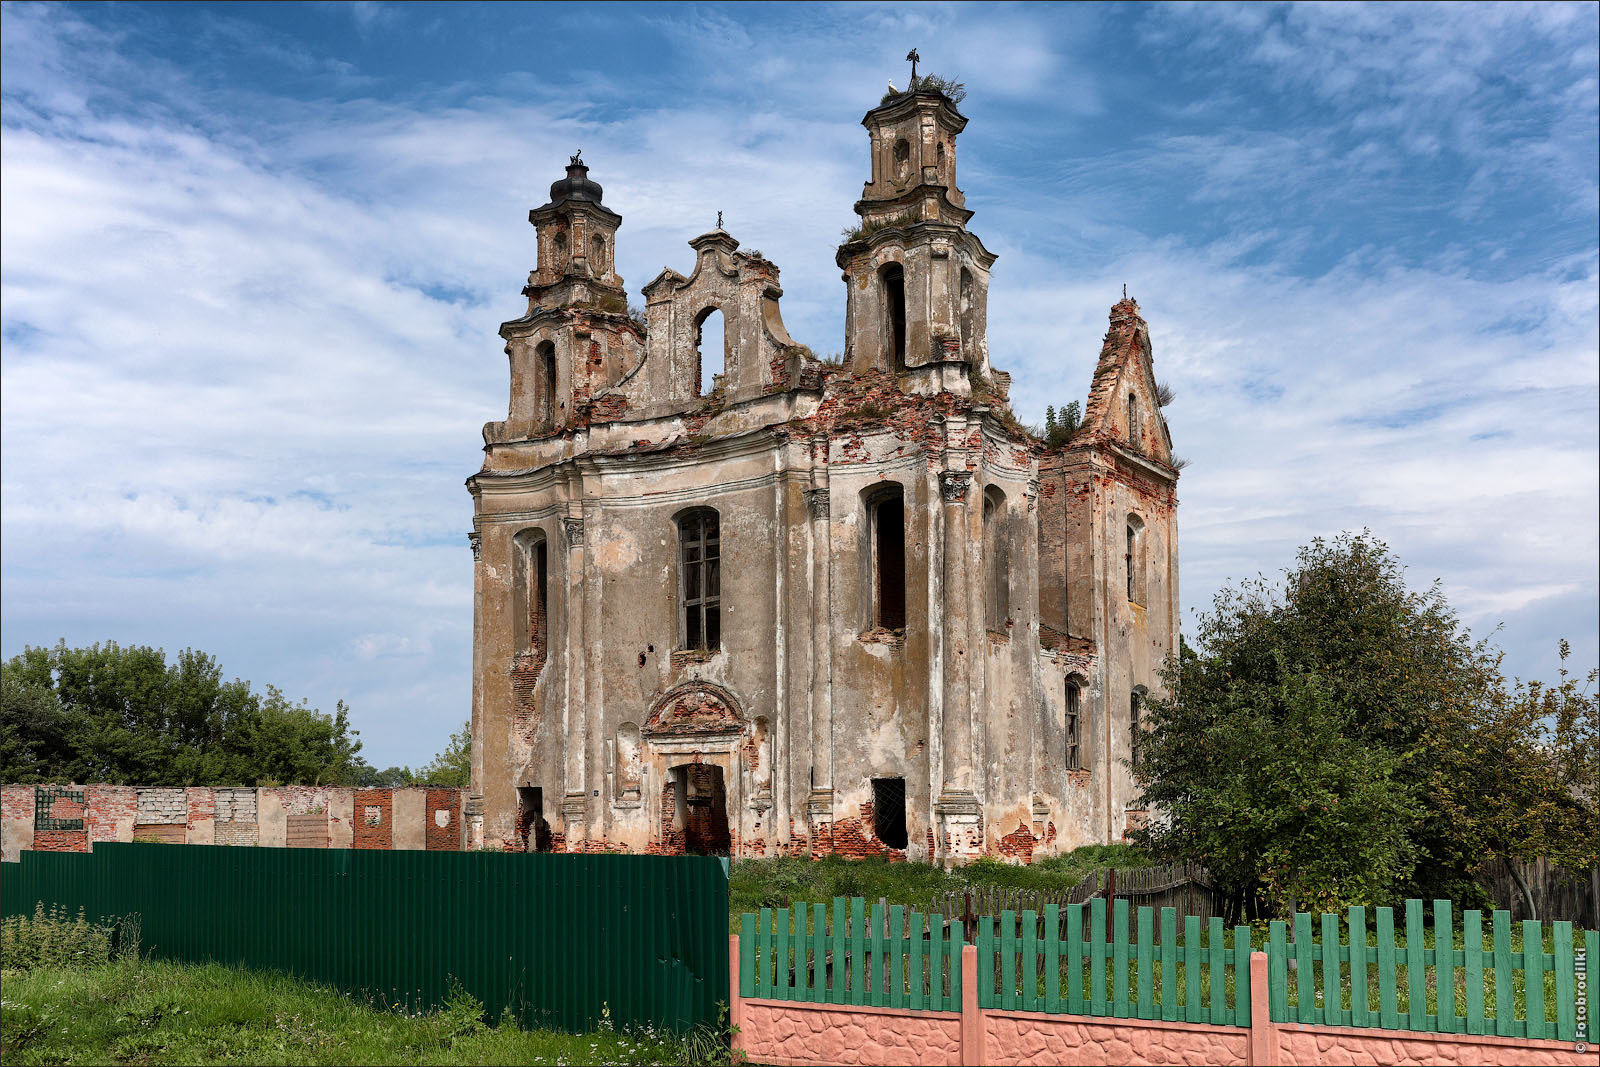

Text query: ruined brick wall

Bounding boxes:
[352,789,393,850]
[424,788,460,851]
[86,786,137,847]
[213,787,258,846]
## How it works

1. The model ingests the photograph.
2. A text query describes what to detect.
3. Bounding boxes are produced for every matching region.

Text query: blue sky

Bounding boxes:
[3,1,1596,768]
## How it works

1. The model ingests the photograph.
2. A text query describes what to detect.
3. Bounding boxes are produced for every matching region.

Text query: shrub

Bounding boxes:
[0,903,131,970]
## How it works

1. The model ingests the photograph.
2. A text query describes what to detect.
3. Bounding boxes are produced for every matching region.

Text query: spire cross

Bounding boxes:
[717,210,723,229]
[906,48,920,84]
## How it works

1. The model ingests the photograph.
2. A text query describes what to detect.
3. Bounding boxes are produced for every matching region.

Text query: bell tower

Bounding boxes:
[524,153,625,310]
[836,82,996,382]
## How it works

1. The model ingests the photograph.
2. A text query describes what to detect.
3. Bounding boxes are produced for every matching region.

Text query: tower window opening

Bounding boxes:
[695,307,726,395]
[871,777,908,849]
[1126,515,1146,606]
[1127,392,1140,450]
[983,487,1008,628]
[590,234,606,274]
[678,508,721,651]
[892,138,911,182]
[537,340,557,426]
[1066,680,1082,771]
[1130,689,1145,770]
[880,263,906,372]
[869,486,906,631]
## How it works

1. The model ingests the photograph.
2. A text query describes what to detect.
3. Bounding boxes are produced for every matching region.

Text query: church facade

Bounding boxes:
[465,86,1179,863]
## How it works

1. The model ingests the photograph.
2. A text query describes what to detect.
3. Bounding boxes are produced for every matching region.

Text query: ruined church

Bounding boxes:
[465,82,1179,863]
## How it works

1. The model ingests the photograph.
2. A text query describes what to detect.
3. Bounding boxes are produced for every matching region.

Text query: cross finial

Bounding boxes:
[716,210,723,230]
[906,48,920,84]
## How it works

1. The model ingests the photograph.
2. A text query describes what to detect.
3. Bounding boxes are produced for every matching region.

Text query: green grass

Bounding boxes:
[0,960,727,1066]
[729,845,1152,930]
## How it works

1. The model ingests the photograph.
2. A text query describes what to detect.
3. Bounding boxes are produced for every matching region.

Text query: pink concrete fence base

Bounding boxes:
[729,938,1594,1067]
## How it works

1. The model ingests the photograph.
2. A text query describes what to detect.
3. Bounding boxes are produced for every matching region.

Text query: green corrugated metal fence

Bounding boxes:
[1,843,727,1035]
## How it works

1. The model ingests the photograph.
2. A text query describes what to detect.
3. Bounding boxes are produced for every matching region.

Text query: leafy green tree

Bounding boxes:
[0,641,366,786]
[1133,531,1594,916]
[414,720,471,788]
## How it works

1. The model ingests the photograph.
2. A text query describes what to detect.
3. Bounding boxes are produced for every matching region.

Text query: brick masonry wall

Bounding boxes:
[352,789,393,850]
[33,829,90,852]
[87,786,137,846]
[215,821,259,846]
[136,787,188,824]
[213,788,257,823]
[424,788,461,851]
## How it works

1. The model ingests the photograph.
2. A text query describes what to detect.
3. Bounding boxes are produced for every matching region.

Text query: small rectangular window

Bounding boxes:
[871,777,908,849]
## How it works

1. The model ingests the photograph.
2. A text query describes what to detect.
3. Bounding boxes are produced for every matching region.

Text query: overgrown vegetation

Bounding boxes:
[728,845,1151,929]
[838,210,919,248]
[1133,531,1598,919]
[881,73,967,106]
[1039,401,1082,445]
[1,904,137,972]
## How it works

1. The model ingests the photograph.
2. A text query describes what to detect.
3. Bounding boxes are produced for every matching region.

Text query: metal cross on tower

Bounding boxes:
[906,49,920,84]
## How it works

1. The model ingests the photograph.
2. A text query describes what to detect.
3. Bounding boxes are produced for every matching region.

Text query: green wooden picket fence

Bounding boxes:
[1267,899,1599,1041]
[738,898,964,1010]
[740,896,1599,1044]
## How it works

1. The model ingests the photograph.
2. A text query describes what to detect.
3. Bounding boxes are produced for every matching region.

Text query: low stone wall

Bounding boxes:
[0,785,470,859]
[730,940,1594,1067]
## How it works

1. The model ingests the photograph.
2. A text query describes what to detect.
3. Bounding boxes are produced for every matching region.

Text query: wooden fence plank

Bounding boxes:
[1136,906,1154,1019]
[1024,909,1040,1013]
[1186,914,1204,1023]
[1522,918,1545,1040]
[889,905,905,1009]
[1294,911,1314,1025]
[1377,908,1398,1030]
[1434,900,1455,1033]
[850,897,865,1007]
[1234,925,1251,1027]
[1067,902,1085,1013]
[740,912,756,998]
[1320,911,1340,1027]
[832,898,847,1002]
[1210,916,1228,1025]
[1162,907,1179,1022]
[1492,910,1513,1037]
[757,907,773,999]
[1090,897,1107,1016]
[1553,920,1574,1042]
[776,905,791,1000]
[1046,904,1062,1014]
[1002,909,1018,1011]
[1463,910,1483,1035]
[1349,906,1369,1028]
[814,901,827,1003]
[909,909,925,1012]
[1586,930,1598,1047]
[1406,899,1425,1031]
[869,900,885,1008]
[793,902,809,1002]
[1113,899,1130,1018]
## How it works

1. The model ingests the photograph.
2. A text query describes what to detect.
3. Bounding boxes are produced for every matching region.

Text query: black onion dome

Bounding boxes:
[548,161,604,206]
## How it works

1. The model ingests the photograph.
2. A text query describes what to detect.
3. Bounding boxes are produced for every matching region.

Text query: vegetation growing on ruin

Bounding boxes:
[1132,531,1598,919]
[838,210,920,248]
[880,73,967,106]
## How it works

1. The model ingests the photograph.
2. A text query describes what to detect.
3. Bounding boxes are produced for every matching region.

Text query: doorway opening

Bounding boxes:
[516,786,553,853]
[667,763,730,855]
[871,777,908,849]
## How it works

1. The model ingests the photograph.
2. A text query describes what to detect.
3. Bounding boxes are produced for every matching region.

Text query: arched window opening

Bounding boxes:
[959,268,976,355]
[880,263,906,372]
[678,508,721,651]
[1127,392,1140,450]
[1125,515,1146,606]
[983,486,1009,629]
[871,777,908,849]
[1065,679,1083,771]
[1130,687,1147,770]
[536,340,558,426]
[893,138,911,182]
[590,234,606,274]
[513,529,549,668]
[868,486,906,630]
[695,307,726,395]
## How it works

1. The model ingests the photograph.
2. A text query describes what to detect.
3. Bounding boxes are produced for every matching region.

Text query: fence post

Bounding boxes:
[961,943,981,1067]
[1248,950,1276,1066]
[729,934,743,1057]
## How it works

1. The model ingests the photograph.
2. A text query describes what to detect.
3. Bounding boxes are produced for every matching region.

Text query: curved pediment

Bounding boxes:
[644,682,745,737]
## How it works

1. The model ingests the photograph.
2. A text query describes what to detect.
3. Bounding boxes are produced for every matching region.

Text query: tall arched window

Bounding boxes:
[615,722,642,798]
[512,529,549,668]
[1130,686,1147,769]
[1125,515,1146,606]
[695,307,725,395]
[1126,392,1140,450]
[537,340,557,426]
[983,486,1008,629]
[1065,678,1083,770]
[959,268,976,356]
[867,485,906,630]
[677,508,721,650]
[880,264,906,372]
